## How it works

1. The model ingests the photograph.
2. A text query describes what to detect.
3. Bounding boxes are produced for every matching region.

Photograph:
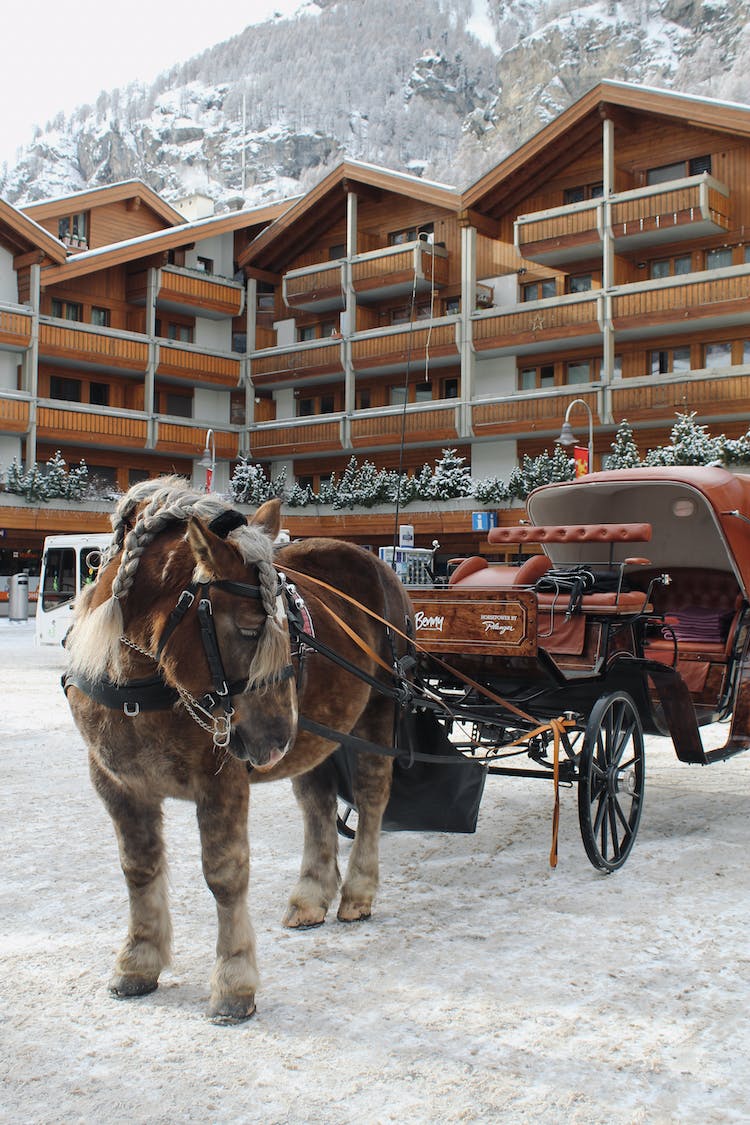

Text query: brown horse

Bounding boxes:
[64,476,413,1022]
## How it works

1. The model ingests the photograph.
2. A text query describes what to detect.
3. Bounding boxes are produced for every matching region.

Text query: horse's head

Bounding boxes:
[178,499,298,769]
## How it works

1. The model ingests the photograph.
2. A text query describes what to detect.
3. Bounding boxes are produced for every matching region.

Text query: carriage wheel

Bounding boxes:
[577,692,645,872]
[336,802,357,840]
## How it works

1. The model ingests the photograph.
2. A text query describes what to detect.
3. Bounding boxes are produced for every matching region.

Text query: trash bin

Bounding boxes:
[8,573,29,622]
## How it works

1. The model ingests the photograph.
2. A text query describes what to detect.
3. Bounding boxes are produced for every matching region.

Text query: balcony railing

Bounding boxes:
[127,266,245,319]
[611,369,750,423]
[0,393,30,433]
[251,339,344,386]
[515,175,731,266]
[36,401,149,449]
[282,261,345,313]
[250,415,345,459]
[351,319,459,374]
[350,402,459,447]
[472,293,601,356]
[157,342,241,387]
[611,266,750,338]
[39,319,149,373]
[352,242,449,302]
[0,306,32,351]
[472,388,600,437]
[154,419,239,458]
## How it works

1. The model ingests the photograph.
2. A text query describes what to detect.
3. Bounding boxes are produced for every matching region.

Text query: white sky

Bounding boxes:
[0,0,302,167]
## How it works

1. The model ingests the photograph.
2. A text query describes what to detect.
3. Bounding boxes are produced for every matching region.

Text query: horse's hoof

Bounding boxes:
[109,975,159,998]
[208,998,256,1025]
[337,904,372,923]
[282,905,326,929]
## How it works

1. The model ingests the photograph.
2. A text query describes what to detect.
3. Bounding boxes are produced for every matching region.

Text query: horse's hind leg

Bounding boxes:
[196,778,258,1023]
[91,763,172,998]
[283,757,340,928]
[338,704,394,923]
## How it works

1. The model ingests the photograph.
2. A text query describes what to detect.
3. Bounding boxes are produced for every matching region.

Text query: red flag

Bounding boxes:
[574,446,589,477]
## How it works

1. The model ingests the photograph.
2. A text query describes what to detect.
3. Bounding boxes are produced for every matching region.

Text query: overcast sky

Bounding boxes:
[1,0,302,167]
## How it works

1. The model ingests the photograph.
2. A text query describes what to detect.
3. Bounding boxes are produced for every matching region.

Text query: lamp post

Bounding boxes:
[198,428,216,493]
[557,398,594,476]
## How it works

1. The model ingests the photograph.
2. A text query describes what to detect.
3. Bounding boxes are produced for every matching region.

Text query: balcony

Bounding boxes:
[472,293,602,357]
[282,261,345,313]
[157,342,241,388]
[36,402,149,450]
[250,415,345,459]
[352,242,449,303]
[251,339,344,388]
[611,266,750,340]
[350,402,459,449]
[154,419,239,459]
[611,369,750,424]
[515,175,731,267]
[0,393,30,433]
[127,266,245,320]
[0,306,32,351]
[472,388,600,438]
[39,320,149,375]
[351,319,459,376]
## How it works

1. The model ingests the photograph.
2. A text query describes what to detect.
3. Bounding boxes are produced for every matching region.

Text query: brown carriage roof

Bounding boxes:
[239,160,460,273]
[38,199,292,287]
[0,198,67,263]
[462,81,750,226]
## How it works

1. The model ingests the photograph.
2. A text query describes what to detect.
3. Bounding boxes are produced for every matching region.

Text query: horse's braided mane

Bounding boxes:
[67,476,285,685]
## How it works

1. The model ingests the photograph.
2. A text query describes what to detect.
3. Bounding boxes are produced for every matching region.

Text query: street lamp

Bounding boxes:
[557,398,594,476]
[198,428,216,493]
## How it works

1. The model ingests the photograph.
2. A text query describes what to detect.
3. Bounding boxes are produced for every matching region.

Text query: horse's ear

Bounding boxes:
[186,518,238,576]
[251,498,282,541]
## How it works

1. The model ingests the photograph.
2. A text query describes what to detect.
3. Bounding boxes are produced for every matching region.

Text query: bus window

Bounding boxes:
[80,546,102,587]
[41,548,76,611]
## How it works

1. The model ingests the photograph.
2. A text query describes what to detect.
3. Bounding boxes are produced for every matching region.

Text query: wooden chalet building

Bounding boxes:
[2,81,750,575]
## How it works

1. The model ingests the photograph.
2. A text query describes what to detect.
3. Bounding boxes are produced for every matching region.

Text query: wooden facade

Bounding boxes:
[4,85,750,560]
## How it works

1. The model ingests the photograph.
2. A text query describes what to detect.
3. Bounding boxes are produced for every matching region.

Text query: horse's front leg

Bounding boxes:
[91,760,172,998]
[196,775,258,1023]
[338,703,394,923]
[283,758,340,928]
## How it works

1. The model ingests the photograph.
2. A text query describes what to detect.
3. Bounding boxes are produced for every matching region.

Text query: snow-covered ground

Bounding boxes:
[2,618,749,1124]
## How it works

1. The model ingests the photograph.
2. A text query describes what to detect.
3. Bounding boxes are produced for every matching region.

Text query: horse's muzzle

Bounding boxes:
[228,727,293,769]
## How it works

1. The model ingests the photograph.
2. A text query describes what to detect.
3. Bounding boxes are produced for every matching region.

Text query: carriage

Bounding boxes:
[398,465,750,871]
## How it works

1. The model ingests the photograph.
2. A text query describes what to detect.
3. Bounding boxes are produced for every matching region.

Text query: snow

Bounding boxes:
[2,618,750,1123]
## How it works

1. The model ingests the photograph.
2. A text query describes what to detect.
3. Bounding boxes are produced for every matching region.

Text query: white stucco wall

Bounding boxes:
[274,388,295,420]
[473,353,517,398]
[193,316,231,350]
[0,352,20,390]
[184,234,235,280]
[274,319,296,347]
[0,248,19,303]
[193,387,230,424]
[470,439,519,482]
[0,433,22,470]
[480,274,518,308]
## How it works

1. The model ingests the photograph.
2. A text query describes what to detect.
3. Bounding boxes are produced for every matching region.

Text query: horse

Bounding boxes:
[63,476,413,1022]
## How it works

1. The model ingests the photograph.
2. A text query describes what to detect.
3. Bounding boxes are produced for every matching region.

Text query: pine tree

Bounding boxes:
[66,460,89,501]
[4,458,25,495]
[286,482,314,508]
[44,450,68,498]
[413,462,437,501]
[643,412,724,466]
[608,420,641,469]
[473,476,510,504]
[431,447,473,500]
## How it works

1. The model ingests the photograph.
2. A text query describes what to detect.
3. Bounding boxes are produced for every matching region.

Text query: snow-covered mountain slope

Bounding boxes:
[2,0,749,210]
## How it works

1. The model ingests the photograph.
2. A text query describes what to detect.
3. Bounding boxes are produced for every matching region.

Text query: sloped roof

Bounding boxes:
[0,198,67,263]
[39,199,294,286]
[462,81,750,225]
[240,160,460,273]
[22,179,186,227]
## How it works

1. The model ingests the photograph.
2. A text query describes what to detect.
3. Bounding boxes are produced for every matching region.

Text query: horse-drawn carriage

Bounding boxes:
[403,465,750,871]
[61,466,750,1020]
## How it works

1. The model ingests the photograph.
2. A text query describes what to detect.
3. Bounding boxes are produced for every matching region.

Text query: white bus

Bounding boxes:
[35,533,111,646]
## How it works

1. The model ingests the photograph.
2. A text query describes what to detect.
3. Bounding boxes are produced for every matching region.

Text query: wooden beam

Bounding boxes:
[341,178,382,203]
[458,208,500,238]
[243,266,282,285]
[13,248,47,269]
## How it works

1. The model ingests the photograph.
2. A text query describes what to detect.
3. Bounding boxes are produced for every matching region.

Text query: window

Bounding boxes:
[51,299,82,322]
[41,547,76,610]
[49,376,81,402]
[390,303,432,324]
[563,182,603,204]
[320,394,335,414]
[389,385,407,405]
[89,382,109,406]
[522,279,557,302]
[445,296,460,315]
[566,361,592,385]
[230,392,246,425]
[441,377,459,399]
[519,364,555,391]
[567,274,593,294]
[298,398,315,417]
[706,247,733,270]
[91,306,110,327]
[298,325,317,342]
[57,211,88,244]
[196,256,213,273]
[745,341,750,364]
[296,393,337,417]
[167,323,193,343]
[329,244,345,260]
[388,223,433,246]
[356,389,371,410]
[705,342,732,368]
[650,347,691,375]
[647,156,711,184]
[257,283,275,311]
[128,469,151,487]
[232,332,247,353]
[650,255,692,279]
[415,381,432,402]
[165,393,192,418]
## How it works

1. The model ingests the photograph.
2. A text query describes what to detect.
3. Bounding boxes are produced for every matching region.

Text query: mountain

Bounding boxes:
[3,0,750,210]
